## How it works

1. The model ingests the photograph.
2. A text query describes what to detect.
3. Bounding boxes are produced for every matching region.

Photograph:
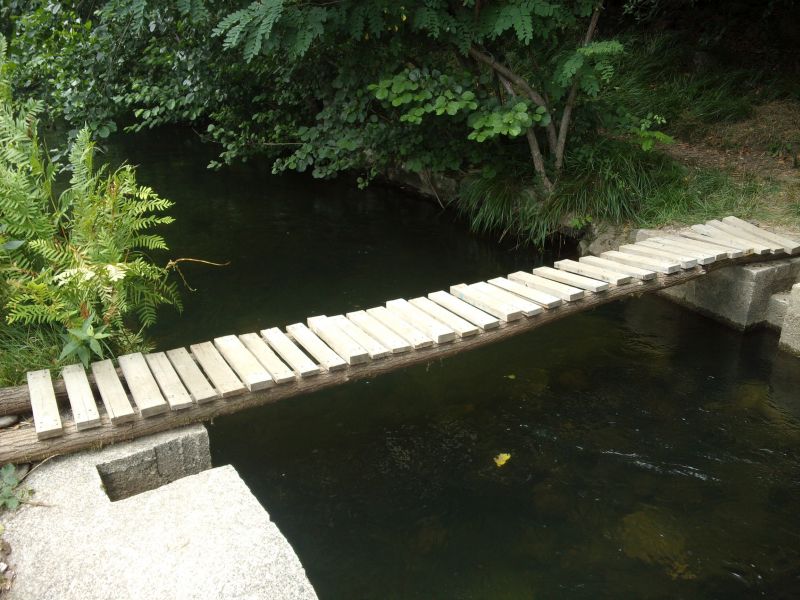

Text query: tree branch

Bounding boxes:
[554,3,602,173]
[469,45,558,154]
[499,77,553,193]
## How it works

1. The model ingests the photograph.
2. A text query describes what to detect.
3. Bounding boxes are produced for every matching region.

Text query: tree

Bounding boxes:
[212,0,621,193]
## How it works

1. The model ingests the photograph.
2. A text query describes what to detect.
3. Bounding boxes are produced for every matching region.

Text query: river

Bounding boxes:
[107,128,800,599]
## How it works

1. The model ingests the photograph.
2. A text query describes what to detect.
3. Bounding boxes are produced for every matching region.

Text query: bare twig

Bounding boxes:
[165,258,230,292]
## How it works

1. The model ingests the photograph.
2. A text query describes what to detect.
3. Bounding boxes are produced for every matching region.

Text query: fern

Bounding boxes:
[0,36,181,358]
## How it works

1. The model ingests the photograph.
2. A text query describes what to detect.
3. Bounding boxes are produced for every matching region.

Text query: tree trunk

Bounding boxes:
[554,3,603,173]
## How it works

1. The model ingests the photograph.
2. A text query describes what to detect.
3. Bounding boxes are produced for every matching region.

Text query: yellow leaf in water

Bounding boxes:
[494,453,511,467]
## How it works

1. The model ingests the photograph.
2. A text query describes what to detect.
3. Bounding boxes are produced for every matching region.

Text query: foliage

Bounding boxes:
[0,35,180,379]
[0,464,28,511]
[59,314,112,367]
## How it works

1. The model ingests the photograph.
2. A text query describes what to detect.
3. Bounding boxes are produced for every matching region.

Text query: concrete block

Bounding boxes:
[779,283,800,356]
[766,292,791,329]
[4,425,317,600]
[659,257,800,330]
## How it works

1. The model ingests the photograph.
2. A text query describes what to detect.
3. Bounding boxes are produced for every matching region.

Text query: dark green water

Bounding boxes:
[108,130,800,599]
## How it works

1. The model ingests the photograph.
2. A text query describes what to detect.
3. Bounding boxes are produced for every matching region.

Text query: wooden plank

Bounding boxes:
[307,316,370,364]
[619,244,696,269]
[61,364,101,430]
[450,283,523,322]
[690,224,765,254]
[722,216,800,255]
[328,314,391,359]
[507,271,584,301]
[165,347,220,403]
[532,266,610,292]
[487,277,562,309]
[118,353,170,417]
[637,238,715,265]
[386,299,456,344]
[707,219,783,253]
[27,370,63,440]
[409,297,480,338]
[427,290,500,331]
[239,333,296,383]
[214,335,274,391]
[346,310,412,353]
[91,359,136,425]
[579,256,656,281]
[0,255,764,465]
[653,236,731,260]
[190,341,247,397]
[262,328,321,377]
[471,281,543,317]
[600,250,680,274]
[678,230,750,256]
[286,323,348,372]
[366,306,433,349]
[553,259,632,285]
[144,352,194,411]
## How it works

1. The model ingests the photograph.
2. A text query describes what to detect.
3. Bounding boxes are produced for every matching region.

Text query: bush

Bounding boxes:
[0,36,181,382]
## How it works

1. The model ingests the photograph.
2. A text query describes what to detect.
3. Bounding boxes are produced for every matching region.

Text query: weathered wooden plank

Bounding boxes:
[4,258,748,466]
[707,219,783,253]
[61,364,101,430]
[450,283,523,322]
[409,297,480,338]
[165,347,220,403]
[653,236,730,260]
[262,328,320,377]
[190,342,247,397]
[533,266,610,292]
[472,281,543,317]
[118,353,170,417]
[553,259,632,285]
[239,333,296,383]
[346,310,412,354]
[386,299,456,344]
[637,239,715,265]
[286,323,348,372]
[678,230,750,256]
[579,256,656,281]
[328,314,391,359]
[619,244,696,269]
[307,316,370,364]
[27,370,63,440]
[366,306,433,349]
[600,250,680,275]
[691,224,765,254]
[487,277,562,309]
[507,271,585,301]
[427,290,500,330]
[143,352,194,411]
[214,335,274,391]
[721,216,800,255]
[91,359,136,425]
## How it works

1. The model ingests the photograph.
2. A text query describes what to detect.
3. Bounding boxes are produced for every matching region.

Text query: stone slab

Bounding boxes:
[3,425,318,600]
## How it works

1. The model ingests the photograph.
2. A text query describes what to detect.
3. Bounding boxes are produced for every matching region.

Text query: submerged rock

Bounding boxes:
[619,507,697,580]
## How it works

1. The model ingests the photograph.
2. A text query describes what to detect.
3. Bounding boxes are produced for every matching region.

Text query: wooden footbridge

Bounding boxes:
[1,216,798,464]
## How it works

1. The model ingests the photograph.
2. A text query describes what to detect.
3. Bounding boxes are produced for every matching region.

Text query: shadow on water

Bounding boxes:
[106,128,800,599]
